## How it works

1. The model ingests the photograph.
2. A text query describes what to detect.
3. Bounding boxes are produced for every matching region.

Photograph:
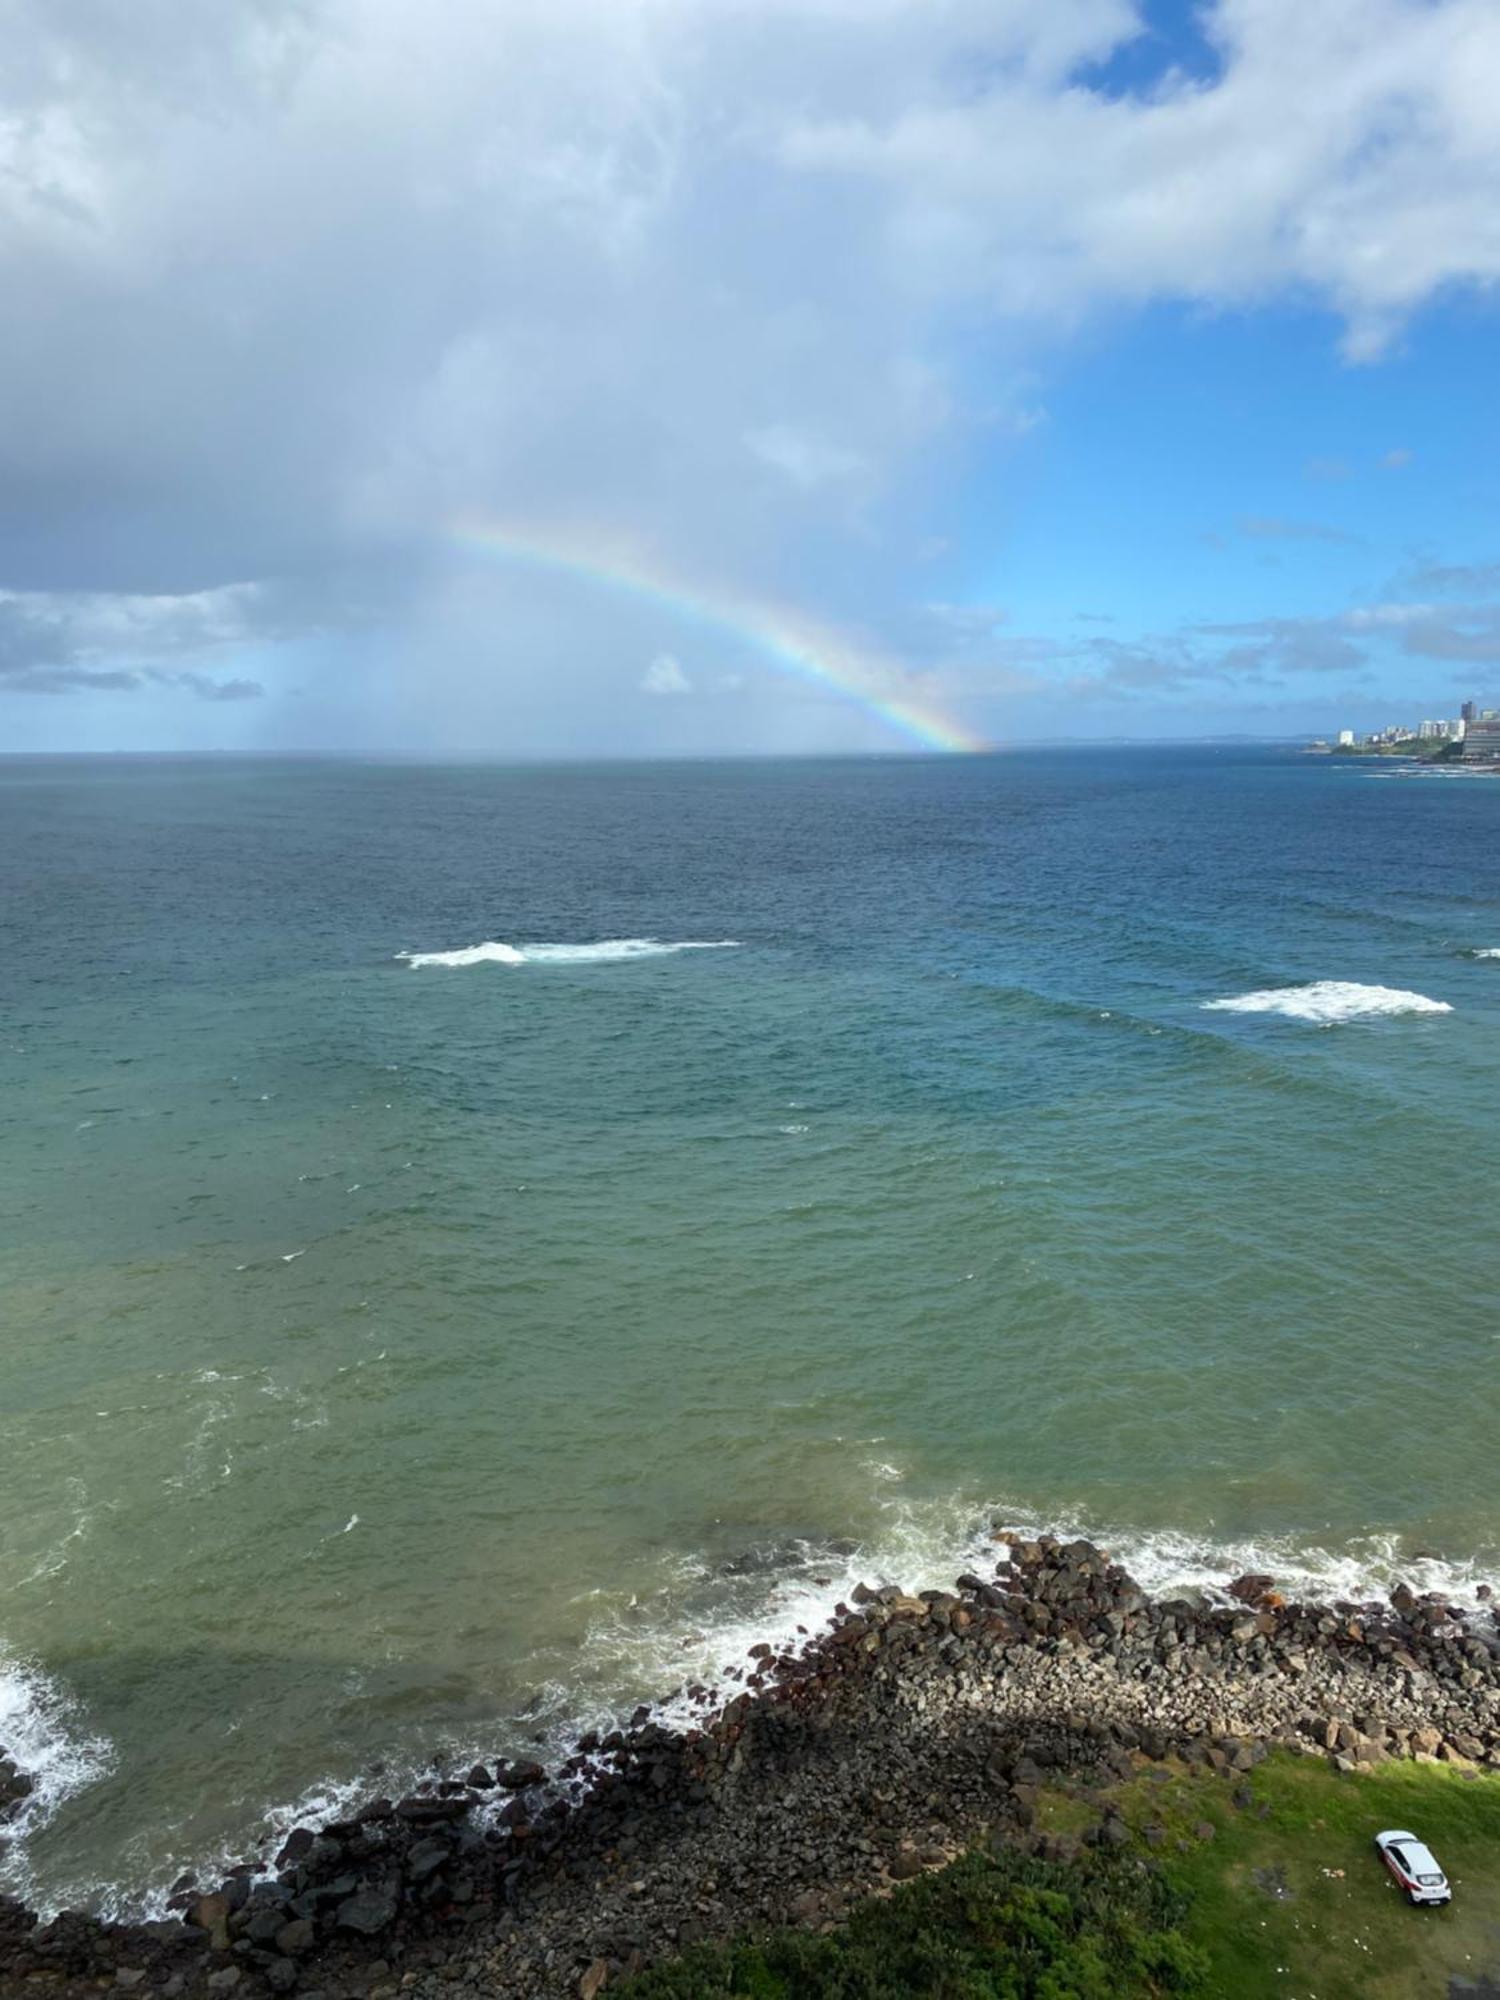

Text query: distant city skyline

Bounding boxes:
[3,1,1499,757]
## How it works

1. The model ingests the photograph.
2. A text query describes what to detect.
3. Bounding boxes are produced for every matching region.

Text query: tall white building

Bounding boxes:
[1337,729,1355,747]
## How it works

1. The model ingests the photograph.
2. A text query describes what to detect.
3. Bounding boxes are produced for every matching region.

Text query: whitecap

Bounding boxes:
[397,939,740,969]
[1469,947,1500,960]
[397,941,525,968]
[0,1649,113,1902]
[1201,980,1452,1024]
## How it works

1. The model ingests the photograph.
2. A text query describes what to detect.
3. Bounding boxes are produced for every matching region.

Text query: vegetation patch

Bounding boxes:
[618,1844,1206,1997]
[621,1756,1500,1999]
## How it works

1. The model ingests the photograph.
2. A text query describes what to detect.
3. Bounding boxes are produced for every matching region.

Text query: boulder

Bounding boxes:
[406,1839,451,1883]
[496,1760,546,1791]
[275,1830,315,1870]
[395,1795,472,1823]
[187,1893,233,1952]
[1228,1575,1277,1608]
[335,1890,398,1935]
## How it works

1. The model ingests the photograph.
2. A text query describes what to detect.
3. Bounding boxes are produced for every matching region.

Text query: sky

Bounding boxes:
[2,0,1499,757]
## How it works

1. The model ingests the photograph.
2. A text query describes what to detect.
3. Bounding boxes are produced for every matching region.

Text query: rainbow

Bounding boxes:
[447,516,986,754]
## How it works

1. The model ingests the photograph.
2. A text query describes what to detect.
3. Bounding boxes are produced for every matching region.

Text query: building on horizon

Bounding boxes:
[1337,728,1355,747]
[1462,715,1500,762]
[1462,699,1477,723]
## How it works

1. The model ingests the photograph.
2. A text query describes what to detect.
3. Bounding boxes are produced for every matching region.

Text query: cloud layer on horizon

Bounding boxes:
[3,0,1499,747]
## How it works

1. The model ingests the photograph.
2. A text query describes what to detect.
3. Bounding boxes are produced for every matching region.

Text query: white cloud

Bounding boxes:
[777,0,1500,361]
[642,651,691,694]
[2,0,1499,746]
[745,425,869,489]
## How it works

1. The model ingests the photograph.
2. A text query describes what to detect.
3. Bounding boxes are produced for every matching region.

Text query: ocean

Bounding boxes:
[2,745,1497,1916]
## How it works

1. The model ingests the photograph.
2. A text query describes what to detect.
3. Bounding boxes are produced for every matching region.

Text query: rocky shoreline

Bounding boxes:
[5,1531,1500,2000]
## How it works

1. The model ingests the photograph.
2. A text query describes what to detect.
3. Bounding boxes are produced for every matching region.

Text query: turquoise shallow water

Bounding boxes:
[2,747,1498,1912]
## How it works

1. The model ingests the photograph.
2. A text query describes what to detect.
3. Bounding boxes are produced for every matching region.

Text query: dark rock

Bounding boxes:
[220,1873,252,1913]
[395,1795,472,1823]
[308,1874,359,1907]
[278,1832,316,1872]
[406,1839,451,1883]
[274,1919,317,1957]
[497,1760,546,1791]
[334,1891,398,1936]
[188,1893,233,1951]
[1228,1574,1277,1607]
[244,1907,287,1947]
[466,1764,495,1789]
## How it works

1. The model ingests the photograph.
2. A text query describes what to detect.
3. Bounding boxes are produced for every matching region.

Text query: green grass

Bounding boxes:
[618,1844,1207,1997]
[1091,1752,1500,1999]
[619,1755,1500,1999]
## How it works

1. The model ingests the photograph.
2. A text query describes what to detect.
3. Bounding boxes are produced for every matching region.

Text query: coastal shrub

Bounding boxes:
[619,1848,1208,1998]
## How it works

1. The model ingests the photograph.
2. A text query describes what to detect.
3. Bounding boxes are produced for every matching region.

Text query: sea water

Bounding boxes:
[2,746,1497,1912]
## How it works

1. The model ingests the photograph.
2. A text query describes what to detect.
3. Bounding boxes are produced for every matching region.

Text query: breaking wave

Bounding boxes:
[512,1487,1500,1773]
[1201,980,1452,1024]
[20,1480,1500,1919]
[0,1648,113,1902]
[397,939,741,969]
[1467,947,1500,960]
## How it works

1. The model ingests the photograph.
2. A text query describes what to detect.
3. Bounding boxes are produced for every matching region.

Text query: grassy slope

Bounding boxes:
[1066,1753,1500,1999]
[621,1756,1500,1999]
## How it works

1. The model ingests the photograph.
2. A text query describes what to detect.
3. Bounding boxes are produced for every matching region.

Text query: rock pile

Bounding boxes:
[0,1750,34,1826]
[4,1533,1498,1999]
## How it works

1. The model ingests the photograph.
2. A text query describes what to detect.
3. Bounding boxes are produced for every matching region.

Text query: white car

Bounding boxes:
[1374,1830,1452,1906]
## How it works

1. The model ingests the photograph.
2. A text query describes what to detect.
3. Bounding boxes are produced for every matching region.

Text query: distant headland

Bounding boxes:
[1308,698,1500,765]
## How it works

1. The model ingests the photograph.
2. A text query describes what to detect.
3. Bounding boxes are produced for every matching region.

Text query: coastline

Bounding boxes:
[6,1529,1500,1999]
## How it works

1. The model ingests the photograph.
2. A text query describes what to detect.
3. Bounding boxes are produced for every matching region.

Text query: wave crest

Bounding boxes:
[0,1649,112,1901]
[1202,980,1452,1024]
[398,939,740,969]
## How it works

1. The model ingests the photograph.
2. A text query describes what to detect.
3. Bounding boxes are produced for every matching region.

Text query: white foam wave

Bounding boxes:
[539,1489,1500,1767]
[0,1650,113,1902]
[1469,947,1500,960]
[992,1509,1499,1612]
[399,941,525,968]
[75,1478,1500,1920]
[1202,980,1452,1024]
[398,939,740,969]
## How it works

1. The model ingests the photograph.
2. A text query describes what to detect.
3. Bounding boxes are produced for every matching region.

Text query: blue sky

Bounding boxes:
[2,0,1498,754]
[940,298,1500,735]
